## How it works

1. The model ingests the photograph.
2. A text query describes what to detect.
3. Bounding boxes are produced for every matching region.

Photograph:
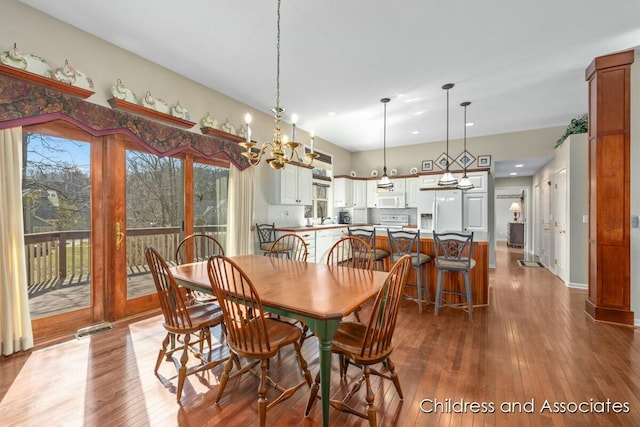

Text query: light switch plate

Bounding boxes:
[632,215,639,228]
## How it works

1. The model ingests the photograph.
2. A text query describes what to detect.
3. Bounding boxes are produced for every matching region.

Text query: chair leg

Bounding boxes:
[464,272,474,322]
[434,270,445,316]
[215,353,235,403]
[363,366,378,427]
[304,371,321,416]
[292,341,314,387]
[415,266,423,314]
[155,333,170,374]
[423,263,430,304]
[258,360,268,427]
[386,357,403,399]
[176,332,191,402]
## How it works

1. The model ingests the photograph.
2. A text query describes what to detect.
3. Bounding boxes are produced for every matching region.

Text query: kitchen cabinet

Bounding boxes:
[405,177,419,207]
[367,180,379,208]
[269,165,312,205]
[465,171,488,193]
[352,180,367,208]
[420,174,440,188]
[278,230,316,262]
[316,229,335,264]
[334,177,352,208]
[463,192,488,232]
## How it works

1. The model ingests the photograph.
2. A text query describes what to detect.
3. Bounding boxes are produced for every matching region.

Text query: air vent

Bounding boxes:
[75,323,113,339]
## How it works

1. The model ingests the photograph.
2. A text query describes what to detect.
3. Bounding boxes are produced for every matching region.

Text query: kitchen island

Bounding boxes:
[272,224,488,307]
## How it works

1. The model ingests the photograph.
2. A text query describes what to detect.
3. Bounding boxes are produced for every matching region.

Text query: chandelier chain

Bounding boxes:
[275,0,281,111]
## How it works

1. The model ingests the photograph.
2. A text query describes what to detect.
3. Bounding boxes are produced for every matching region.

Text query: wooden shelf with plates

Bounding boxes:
[0,63,94,99]
[108,98,196,129]
[200,126,244,142]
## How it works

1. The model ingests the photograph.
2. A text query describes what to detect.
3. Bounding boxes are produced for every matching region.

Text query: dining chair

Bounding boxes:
[433,231,475,321]
[267,233,308,261]
[324,235,374,326]
[175,234,225,303]
[348,227,390,271]
[256,223,278,255]
[206,255,313,427]
[386,229,431,313]
[304,254,412,427]
[144,246,227,402]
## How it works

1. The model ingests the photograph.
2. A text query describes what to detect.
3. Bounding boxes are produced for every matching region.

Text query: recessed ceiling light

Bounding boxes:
[412,130,420,135]
[510,172,518,176]
[327,111,336,117]
[465,122,474,127]
[515,164,524,168]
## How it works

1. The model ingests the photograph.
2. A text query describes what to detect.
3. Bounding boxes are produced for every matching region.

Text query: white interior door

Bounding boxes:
[533,184,541,258]
[555,168,568,282]
[541,177,551,268]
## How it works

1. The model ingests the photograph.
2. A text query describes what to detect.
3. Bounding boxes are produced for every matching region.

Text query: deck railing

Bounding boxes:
[24,226,227,298]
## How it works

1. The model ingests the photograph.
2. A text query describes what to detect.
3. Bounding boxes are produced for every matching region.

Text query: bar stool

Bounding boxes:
[255,223,277,255]
[433,231,475,321]
[348,227,390,271]
[387,229,431,313]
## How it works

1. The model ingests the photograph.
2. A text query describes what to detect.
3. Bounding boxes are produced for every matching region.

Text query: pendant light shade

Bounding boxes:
[378,97,394,190]
[457,101,474,190]
[438,83,458,187]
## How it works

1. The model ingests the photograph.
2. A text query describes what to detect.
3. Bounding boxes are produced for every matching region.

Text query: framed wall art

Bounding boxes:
[421,160,433,171]
[477,155,492,168]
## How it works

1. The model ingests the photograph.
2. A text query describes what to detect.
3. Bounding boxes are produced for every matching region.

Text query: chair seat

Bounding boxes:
[332,322,394,364]
[373,248,390,260]
[435,257,476,271]
[164,302,222,332]
[391,252,431,266]
[230,318,303,359]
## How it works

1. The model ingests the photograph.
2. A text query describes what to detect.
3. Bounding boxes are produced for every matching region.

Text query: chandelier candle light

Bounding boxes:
[238,0,318,170]
[377,97,394,190]
[438,83,458,187]
[456,101,474,190]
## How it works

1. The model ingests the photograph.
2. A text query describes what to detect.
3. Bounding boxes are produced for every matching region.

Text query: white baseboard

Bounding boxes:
[567,281,588,290]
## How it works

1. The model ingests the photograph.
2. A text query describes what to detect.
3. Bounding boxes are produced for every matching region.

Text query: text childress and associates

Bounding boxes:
[419,398,630,414]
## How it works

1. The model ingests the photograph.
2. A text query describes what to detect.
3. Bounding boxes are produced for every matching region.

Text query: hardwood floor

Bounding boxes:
[2,243,640,426]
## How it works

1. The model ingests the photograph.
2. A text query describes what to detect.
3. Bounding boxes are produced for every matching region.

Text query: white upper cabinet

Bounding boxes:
[367,180,378,208]
[464,171,488,193]
[405,177,419,207]
[352,180,367,208]
[420,175,440,188]
[269,165,312,205]
[334,177,353,208]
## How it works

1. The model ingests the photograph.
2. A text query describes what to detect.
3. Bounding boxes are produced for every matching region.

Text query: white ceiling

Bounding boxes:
[18,0,640,176]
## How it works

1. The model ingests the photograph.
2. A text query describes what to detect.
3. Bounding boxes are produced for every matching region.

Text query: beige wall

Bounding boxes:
[2,0,350,227]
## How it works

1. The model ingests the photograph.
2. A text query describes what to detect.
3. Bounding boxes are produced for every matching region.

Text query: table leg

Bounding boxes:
[311,318,340,427]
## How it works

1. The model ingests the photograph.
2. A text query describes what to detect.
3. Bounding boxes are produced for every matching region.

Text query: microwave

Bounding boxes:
[377,193,405,208]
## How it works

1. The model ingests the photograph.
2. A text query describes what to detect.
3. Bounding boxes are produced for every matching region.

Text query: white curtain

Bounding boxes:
[0,127,33,355]
[226,165,255,255]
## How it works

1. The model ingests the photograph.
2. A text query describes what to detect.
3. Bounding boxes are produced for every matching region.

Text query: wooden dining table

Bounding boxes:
[170,254,388,427]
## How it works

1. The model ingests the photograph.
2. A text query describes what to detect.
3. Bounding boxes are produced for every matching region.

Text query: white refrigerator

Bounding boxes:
[418,189,463,232]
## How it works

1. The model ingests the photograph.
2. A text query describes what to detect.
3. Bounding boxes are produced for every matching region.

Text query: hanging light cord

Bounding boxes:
[445,87,450,171]
[463,103,467,173]
[383,100,387,174]
[275,0,281,112]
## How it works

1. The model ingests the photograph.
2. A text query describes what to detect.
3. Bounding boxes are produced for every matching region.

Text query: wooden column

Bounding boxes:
[584,50,634,325]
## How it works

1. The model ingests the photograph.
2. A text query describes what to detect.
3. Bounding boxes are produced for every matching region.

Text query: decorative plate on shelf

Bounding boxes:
[53,60,94,90]
[410,166,418,174]
[111,79,137,103]
[349,170,357,177]
[0,44,52,78]
[390,168,398,176]
[370,169,379,177]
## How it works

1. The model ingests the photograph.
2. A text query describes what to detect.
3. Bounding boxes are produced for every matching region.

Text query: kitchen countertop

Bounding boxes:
[274,223,370,232]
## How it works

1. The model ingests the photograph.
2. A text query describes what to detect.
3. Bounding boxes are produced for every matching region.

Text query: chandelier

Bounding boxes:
[438,83,458,186]
[238,0,318,170]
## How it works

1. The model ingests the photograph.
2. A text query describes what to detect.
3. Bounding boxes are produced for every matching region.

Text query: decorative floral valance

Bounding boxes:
[0,74,249,170]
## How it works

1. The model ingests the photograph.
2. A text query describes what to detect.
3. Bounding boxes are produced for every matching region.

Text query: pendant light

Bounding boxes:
[377,97,394,190]
[438,83,458,186]
[456,101,474,190]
